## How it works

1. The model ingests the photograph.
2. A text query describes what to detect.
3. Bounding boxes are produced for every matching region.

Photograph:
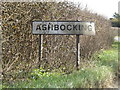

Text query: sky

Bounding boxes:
[62,0,119,19]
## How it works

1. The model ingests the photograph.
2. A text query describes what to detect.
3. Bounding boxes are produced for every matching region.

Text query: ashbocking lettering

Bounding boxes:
[36,23,92,31]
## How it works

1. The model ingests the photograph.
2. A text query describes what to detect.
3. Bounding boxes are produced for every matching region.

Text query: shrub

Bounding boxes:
[2,1,113,81]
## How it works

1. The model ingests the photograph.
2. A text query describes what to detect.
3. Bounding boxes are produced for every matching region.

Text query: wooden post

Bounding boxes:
[76,35,80,70]
[38,35,43,67]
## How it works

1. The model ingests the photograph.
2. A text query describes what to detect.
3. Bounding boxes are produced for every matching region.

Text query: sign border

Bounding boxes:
[32,21,95,35]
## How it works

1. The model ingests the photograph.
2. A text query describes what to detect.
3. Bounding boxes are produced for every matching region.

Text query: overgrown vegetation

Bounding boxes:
[2,42,118,88]
[2,1,113,83]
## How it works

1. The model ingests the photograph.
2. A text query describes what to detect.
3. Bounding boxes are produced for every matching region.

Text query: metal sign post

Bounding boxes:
[32,21,95,69]
[38,35,41,66]
[38,35,43,67]
[76,35,80,70]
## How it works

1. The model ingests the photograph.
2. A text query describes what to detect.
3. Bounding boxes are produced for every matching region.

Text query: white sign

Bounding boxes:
[32,21,95,35]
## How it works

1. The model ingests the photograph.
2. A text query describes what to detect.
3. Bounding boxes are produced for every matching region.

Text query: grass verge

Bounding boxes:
[2,42,118,88]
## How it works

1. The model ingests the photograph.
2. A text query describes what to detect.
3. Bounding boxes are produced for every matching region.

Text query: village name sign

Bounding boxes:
[32,21,95,69]
[32,21,95,35]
